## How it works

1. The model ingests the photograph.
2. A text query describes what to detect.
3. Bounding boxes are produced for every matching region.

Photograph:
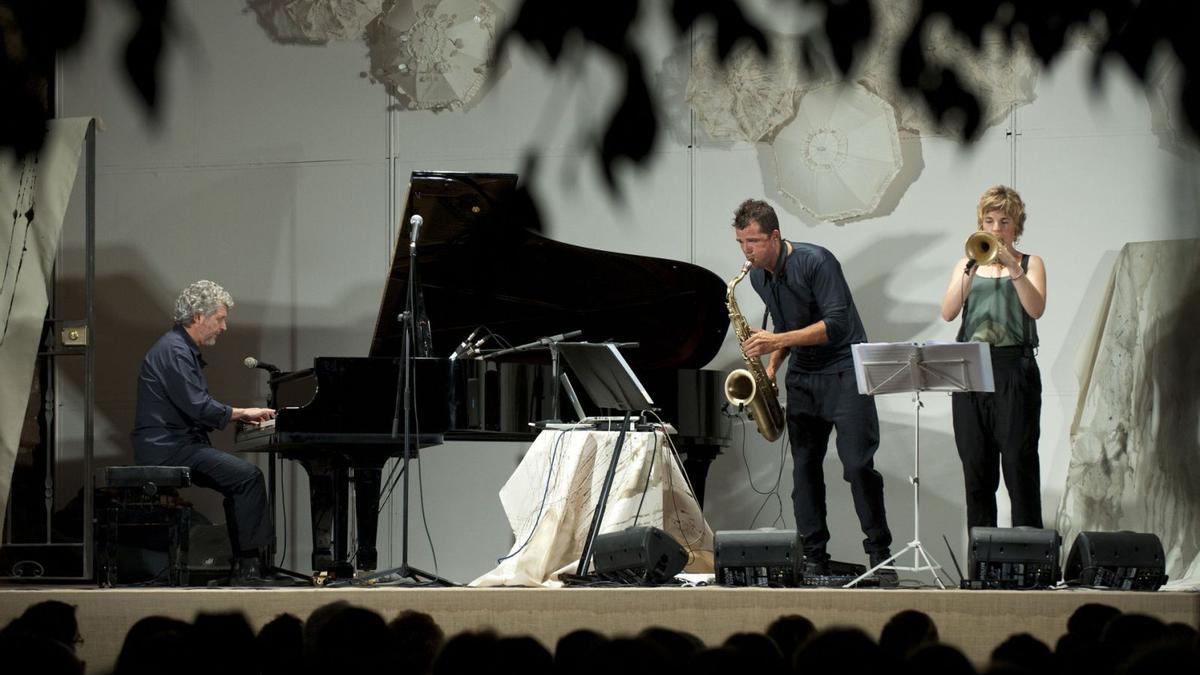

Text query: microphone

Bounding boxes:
[408,214,423,251]
[461,336,488,360]
[540,329,582,344]
[449,327,482,361]
[243,356,281,374]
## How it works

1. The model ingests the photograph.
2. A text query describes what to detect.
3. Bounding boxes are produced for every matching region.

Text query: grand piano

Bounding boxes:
[235,171,732,576]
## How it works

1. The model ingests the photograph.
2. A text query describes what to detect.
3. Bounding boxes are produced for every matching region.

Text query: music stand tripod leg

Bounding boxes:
[576,411,633,577]
[844,391,948,588]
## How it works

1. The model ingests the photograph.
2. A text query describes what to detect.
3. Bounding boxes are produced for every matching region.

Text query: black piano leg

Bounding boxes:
[353,462,382,571]
[300,458,337,573]
[333,464,351,573]
[680,445,719,509]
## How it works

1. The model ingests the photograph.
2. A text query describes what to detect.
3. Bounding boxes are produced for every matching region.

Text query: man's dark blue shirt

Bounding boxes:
[132,325,232,463]
[750,240,868,374]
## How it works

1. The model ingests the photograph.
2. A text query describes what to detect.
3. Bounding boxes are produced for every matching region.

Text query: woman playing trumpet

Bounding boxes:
[940,185,1047,530]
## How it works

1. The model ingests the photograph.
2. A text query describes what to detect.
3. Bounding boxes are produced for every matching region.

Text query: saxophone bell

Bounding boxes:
[724,369,757,407]
[725,261,786,443]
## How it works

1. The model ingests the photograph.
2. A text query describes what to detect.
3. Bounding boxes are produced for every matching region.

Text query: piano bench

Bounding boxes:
[96,466,193,587]
[103,465,192,493]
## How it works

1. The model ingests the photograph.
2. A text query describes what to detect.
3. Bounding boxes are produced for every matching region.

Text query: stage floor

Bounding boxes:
[1,585,1196,674]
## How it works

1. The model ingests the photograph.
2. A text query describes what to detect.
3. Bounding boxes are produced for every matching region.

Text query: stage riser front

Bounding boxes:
[0,587,1195,674]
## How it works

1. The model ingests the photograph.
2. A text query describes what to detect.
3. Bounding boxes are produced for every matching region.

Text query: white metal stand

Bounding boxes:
[846,385,945,588]
[843,342,992,589]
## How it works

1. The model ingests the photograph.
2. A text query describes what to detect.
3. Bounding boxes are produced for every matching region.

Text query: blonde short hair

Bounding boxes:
[977,185,1027,239]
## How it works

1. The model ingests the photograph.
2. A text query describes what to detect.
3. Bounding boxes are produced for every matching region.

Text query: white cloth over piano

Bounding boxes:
[470,429,714,587]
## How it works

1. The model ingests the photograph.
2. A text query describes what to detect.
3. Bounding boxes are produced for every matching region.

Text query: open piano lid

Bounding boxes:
[370,171,728,371]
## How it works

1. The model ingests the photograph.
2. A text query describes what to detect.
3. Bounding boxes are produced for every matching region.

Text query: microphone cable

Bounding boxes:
[641,410,708,565]
[495,428,572,564]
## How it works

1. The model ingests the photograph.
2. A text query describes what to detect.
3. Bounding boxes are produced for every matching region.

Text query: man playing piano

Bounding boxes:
[131,280,278,585]
[732,199,897,585]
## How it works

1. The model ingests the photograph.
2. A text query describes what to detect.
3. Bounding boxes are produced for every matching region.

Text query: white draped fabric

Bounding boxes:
[1058,240,1200,589]
[0,118,93,529]
[471,429,714,587]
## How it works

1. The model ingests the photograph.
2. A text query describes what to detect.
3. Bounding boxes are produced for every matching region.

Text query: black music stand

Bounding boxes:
[554,343,656,576]
[843,341,992,589]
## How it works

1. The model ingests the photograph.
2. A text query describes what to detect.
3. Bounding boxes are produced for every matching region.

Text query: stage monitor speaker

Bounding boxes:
[591,526,687,585]
[714,529,802,587]
[967,526,1061,589]
[185,523,234,584]
[1063,531,1168,590]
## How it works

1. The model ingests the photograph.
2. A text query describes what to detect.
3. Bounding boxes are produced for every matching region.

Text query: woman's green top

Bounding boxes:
[957,255,1038,348]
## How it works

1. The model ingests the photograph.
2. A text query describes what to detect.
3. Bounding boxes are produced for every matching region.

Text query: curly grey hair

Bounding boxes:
[173,280,234,325]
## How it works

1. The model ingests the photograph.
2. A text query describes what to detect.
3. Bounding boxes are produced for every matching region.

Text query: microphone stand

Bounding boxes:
[484,330,582,423]
[360,229,454,586]
[262,371,309,583]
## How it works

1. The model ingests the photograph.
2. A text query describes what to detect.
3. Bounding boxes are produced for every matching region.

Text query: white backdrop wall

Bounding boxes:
[52,0,1198,583]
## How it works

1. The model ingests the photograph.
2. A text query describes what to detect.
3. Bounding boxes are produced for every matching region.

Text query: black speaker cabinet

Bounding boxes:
[1064,531,1168,590]
[967,526,1061,589]
[185,523,234,583]
[592,526,687,585]
[714,529,802,587]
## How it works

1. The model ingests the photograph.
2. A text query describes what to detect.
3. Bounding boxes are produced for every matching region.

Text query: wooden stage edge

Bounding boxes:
[1,585,1196,674]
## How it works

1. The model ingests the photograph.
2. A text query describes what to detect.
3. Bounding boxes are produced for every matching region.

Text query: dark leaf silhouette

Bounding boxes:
[492,0,1200,191]
[670,0,767,61]
[123,0,170,120]
[597,53,657,191]
[1,0,1198,172]
[0,0,164,154]
[821,0,873,76]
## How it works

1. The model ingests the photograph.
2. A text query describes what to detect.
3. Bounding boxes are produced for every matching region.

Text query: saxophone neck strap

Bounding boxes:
[772,239,789,277]
[761,239,790,331]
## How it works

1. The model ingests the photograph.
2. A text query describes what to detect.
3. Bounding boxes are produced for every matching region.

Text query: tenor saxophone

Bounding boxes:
[724,261,786,442]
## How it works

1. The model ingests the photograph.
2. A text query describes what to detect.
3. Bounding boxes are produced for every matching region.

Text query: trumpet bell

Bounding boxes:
[965,231,1002,266]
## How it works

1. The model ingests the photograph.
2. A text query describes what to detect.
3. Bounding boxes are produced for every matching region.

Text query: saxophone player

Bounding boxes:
[732,199,895,583]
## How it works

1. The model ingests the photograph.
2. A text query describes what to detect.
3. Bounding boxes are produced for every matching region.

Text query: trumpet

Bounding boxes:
[965,231,1003,266]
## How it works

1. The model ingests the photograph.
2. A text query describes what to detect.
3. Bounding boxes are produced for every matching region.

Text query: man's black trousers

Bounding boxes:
[785,367,892,561]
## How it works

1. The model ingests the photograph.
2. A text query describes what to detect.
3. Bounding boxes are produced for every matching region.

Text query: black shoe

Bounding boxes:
[869,551,899,588]
[803,552,832,577]
[230,557,289,587]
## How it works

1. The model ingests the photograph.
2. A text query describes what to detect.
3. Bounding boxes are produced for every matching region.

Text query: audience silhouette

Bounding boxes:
[390,609,445,675]
[255,613,303,675]
[879,608,939,660]
[1,599,1196,675]
[767,614,816,663]
[112,616,193,675]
